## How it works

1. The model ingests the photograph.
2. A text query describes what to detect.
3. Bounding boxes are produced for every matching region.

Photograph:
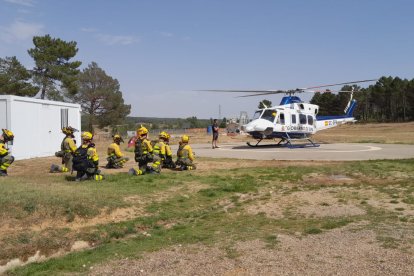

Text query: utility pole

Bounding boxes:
[219,104,221,120]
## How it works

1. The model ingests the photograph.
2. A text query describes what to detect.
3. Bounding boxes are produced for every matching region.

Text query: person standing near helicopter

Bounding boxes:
[211,119,220,149]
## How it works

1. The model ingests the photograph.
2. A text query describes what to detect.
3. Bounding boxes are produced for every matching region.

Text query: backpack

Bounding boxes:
[134,138,143,162]
[72,145,92,171]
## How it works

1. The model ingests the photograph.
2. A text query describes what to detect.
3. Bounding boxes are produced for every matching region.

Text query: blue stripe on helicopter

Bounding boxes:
[316,115,353,120]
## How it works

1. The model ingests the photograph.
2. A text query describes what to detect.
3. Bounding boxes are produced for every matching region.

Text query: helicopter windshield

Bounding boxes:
[261,109,277,122]
[252,110,262,120]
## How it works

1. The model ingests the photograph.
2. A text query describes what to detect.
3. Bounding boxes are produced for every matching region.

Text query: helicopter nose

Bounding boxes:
[244,119,273,132]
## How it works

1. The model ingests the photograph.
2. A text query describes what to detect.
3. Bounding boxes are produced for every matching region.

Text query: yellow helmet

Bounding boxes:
[81,131,93,140]
[62,126,76,135]
[137,126,148,136]
[159,131,168,140]
[2,129,14,141]
[113,134,124,143]
[181,135,189,143]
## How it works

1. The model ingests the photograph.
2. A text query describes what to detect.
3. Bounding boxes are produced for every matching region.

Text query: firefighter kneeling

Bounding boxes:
[151,131,169,173]
[72,132,103,181]
[129,126,157,175]
[106,134,129,169]
[0,129,15,176]
[50,126,77,173]
[176,135,196,170]
[161,132,176,169]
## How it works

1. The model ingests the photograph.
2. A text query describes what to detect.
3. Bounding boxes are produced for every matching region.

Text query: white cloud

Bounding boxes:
[4,0,36,7]
[0,20,44,43]
[96,34,139,46]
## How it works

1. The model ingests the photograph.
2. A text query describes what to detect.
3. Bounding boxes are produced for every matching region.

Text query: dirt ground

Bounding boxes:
[91,226,414,276]
[2,122,414,275]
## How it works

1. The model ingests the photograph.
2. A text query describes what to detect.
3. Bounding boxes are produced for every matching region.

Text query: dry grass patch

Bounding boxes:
[313,122,414,144]
[245,189,366,219]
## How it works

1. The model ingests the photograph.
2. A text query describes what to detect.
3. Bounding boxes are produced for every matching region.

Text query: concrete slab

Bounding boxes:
[186,143,414,161]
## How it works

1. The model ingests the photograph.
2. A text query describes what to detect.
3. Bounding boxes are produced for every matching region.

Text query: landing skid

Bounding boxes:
[247,136,320,149]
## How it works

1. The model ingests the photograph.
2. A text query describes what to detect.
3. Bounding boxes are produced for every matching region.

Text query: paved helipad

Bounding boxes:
[187,143,414,161]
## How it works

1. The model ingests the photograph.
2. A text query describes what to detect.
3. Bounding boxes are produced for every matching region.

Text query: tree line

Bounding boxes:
[0,35,131,131]
[310,76,414,122]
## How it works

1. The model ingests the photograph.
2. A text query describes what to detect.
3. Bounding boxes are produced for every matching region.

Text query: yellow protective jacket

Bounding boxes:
[107,143,123,158]
[0,140,9,157]
[153,140,166,157]
[142,138,153,154]
[178,144,195,161]
[62,136,77,153]
[165,144,172,157]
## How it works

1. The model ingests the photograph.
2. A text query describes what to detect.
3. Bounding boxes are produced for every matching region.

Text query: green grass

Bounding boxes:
[3,158,414,275]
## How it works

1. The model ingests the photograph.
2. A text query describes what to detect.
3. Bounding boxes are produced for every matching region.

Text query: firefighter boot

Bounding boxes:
[50,164,60,173]
[128,168,142,176]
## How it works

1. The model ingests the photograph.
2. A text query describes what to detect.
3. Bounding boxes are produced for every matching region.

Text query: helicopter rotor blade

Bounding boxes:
[235,91,286,97]
[195,89,285,93]
[301,79,377,90]
[196,79,376,97]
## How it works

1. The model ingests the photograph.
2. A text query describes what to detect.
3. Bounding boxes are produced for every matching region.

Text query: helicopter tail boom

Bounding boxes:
[344,99,357,117]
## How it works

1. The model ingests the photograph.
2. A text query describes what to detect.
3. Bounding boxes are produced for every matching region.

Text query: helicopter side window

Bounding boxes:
[277,113,285,125]
[260,109,277,122]
[299,114,307,124]
[291,114,297,124]
[252,110,262,120]
[307,115,314,125]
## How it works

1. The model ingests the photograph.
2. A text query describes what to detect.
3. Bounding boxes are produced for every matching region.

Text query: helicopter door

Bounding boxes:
[276,112,285,125]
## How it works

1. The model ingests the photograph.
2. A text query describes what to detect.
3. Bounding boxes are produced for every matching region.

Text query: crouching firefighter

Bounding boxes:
[50,126,77,173]
[72,132,103,181]
[106,134,129,168]
[151,132,169,173]
[129,126,155,175]
[176,135,196,170]
[161,132,176,169]
[0,129,15,176]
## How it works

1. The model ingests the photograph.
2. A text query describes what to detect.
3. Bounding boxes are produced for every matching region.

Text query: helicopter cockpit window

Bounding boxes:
[261,109,277,122]
[252,110,262,120]
[299,114,307,124]
[307,115,314,125]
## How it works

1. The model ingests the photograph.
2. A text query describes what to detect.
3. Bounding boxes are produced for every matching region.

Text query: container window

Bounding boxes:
[61,108,68,128]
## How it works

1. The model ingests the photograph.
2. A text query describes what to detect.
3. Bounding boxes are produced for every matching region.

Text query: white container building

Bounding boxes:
[0,95,81,160]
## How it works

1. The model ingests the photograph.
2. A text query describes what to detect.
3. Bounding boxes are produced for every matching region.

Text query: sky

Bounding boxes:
[1,0,414,119]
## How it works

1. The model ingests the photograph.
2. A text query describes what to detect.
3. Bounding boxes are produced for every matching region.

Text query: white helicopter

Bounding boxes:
[202,79,377,148]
